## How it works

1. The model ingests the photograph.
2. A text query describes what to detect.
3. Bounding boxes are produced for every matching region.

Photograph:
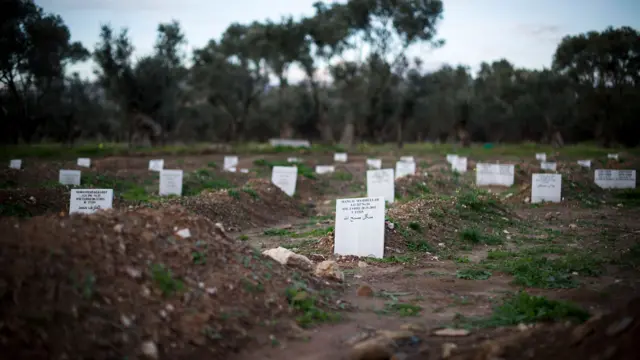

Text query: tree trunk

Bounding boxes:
[339,113,355,149]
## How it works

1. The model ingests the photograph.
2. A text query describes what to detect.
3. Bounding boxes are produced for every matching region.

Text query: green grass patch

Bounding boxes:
[456,268,492,280]
[253,158,316,179]
[460,227,504,245]
[183,169,233,196]
[286,286,340,328]
[150,263,185,297]
[332,171,353,181]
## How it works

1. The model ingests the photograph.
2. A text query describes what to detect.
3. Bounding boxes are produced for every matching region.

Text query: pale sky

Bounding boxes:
[37,0,640,82]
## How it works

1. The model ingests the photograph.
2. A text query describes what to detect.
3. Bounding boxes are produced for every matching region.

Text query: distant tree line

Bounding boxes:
[1,0,639,148]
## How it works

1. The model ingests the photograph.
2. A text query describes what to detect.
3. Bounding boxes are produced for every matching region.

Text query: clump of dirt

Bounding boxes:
[0,187,70,217]
[0,206,332,359]
[162,179,304,231]
[446,296,640,360]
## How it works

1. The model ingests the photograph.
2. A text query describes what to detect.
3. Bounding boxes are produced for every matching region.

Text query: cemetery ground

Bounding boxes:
[0,143,639,360]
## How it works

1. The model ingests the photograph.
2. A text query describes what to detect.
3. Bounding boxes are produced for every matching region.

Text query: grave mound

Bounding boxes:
[442,296,640,360]
[0,187,71,217]
[0,206,330,359]
[161,178,304,231]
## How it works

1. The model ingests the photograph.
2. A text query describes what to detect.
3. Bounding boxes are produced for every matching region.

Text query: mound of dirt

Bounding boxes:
[446,296,640,360]
[0,165,62,188]
[163,179,304,231]
[0,187,70,217]
[0,206,331,359]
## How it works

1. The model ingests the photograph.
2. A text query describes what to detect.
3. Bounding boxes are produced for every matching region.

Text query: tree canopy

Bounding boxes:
[1,0,638,147]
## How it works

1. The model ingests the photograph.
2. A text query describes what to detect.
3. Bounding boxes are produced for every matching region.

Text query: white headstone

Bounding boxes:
[159,170,183,196]
[366,158,382,169]
[223,156,239,171]
[9,159,21,169]
[594,169,636,189]
[77,158,91,168]
[148,159,164,172]
[334,196,386,259]
[540,162,557,171]
[476,163,515,187]
[452,157,468,173]
[366,169,394,203]
[446,154,458,164]
[59,170,81,186]
[334,153,348,162]
[240,168,249,174]
[608,153,619,160]
[577,160,591,168]
[287,157,301,163]
[269,139,311,148]
[531,174,562,203]
[271,166,298,196]
[395,161,416,179]
[535,153,547,161]
[315,165,335,174]
[70,189,113,215]
[400,156,414,163]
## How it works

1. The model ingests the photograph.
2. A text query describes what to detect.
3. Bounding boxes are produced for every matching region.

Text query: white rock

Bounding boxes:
[262,247,314,271]
[141,341,158,359]
[314,260,344,282]
[175,228,191,238]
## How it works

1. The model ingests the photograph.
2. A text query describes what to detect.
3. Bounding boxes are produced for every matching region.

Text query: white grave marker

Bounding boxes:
[577,160,591,168]
[287,157,301,163]
[148,159,164,172]
[476,163,515,187]
[223,156,239,172]
[400,156,414,163]
[366,158,382,169]
[334,153,348,162]
[452,157,468,173]
[366,169,394,203]
[608,153,619,160]
[59,170,81,186]
[540,162,557,171]
[334,196,386,259]
[315,165,335,174]
[159,170,183,196]
[395,161,416,179]
[77,158,91,168]
[446,154,458,164]
[240,168,249,174]
[535,153,547,161]
[269,139,311,148]
[271,166,297,196]
[531,174,562,203]
[594,169,636,189]
[9,159,21,169]
[69,189,113,215]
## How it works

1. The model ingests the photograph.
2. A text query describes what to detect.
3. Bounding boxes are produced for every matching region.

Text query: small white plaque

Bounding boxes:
[452,157,468,173]
[577,160,591,168]
[59,170,81,186]
[367,169,394,203]
[400,156,414,163]
[159,170,183,196]
[334,153,348,162]
[476,163,515,187]
[240,168,249,174]
[531,174,562,203]
[395,161,416,179]
[77,158,91,168]
[366,158,382,169]
[271,166,298,196]
[446,154,458,164]
[334,196,386,259]
[594,169,636,189]
[287,157,301,163]
[608,154,619,160]
[535,153,547,161]
[540,162,557,171]
[9,159,21,169]
[148,159,164,172]
[70,189,113,215]
[223,156,239,171]
[316,165,335,174]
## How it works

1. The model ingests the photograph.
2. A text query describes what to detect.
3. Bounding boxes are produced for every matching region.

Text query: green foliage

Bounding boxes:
[253,158,316,179]
[459,227,503,245]
[183,169,233,196]
[286,286,340,328]
[150,264,185,296]
[456,268,492,280]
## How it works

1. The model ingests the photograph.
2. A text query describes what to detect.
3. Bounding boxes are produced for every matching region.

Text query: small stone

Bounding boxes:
[524,197,530,203]
[165,304,174,312]
[121,315,132,327]
[356,285,374,297]
[314,260,344,282]
[605,317,634,336]
[386,222,395,230]
[206,287,217,295]
[442,343,457,358]
[125,266,142,279]
[113,224,124,233]
[433,328,470,337]
[175,228,191,238]
[141,341,158,359]
[517,323,529,332]
[376,330,414,341]
[400,323,426,333]
[349,336,394,360]
[358,261,368,268]
[569,223,578,229]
